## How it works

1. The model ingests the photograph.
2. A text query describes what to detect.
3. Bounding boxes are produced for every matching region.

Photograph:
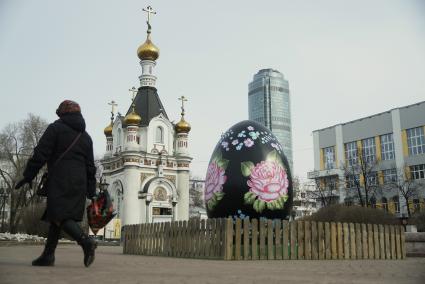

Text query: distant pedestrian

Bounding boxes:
[15,100,97,267]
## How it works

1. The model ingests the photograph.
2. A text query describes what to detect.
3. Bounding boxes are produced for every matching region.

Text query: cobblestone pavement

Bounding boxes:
[0,245,424,284]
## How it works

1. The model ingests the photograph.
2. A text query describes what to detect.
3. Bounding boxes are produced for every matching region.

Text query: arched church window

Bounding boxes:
[156,127,164,144]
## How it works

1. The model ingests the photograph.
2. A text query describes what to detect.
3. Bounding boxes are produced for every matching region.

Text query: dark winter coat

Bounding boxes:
[23,113,96,222]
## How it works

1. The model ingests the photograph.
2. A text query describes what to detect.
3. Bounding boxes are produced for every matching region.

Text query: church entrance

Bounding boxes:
[151,207,173,223]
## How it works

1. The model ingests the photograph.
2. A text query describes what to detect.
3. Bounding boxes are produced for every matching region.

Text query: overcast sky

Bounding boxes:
[1,0,424,181]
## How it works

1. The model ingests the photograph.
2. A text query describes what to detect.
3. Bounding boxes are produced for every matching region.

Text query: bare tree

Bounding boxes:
[189,173,205,209]
[383,166,419,217]
[0,114,48,233]
[342,146,380,207]
[308,175,339,208]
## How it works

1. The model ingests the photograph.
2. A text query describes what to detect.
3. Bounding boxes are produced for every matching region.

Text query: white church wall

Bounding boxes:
[138,127,148,152]
[147,115,174,154]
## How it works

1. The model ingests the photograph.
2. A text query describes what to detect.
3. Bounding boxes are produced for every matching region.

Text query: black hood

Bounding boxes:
[59,113,86,132]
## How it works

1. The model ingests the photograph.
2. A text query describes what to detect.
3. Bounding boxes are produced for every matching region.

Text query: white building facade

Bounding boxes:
[308,101,425,217]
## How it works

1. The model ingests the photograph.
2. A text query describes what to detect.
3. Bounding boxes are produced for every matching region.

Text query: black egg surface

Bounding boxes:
[205,120,293,219]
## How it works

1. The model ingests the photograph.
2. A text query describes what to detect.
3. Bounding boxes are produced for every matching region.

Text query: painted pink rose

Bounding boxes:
[204,162,227,202]
[247,161,289,202]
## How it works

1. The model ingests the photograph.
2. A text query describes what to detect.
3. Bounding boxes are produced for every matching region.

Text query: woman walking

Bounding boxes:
[15,100,97,267]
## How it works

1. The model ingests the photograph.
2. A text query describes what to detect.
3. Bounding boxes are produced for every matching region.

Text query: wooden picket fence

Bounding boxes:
[123,218,406,260]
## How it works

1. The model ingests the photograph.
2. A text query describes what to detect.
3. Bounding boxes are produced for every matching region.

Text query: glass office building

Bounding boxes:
[248,69,293,170]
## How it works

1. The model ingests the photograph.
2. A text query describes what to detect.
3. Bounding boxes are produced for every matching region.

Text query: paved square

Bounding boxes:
[0,245,424,284]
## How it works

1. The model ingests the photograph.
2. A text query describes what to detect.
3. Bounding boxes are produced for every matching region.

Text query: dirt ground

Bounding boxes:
[0,245,424,284]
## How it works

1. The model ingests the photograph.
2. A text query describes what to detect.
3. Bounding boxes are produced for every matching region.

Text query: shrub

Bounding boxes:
[303,204,399,225]
[21,202,49,237]
[410,211,425,232]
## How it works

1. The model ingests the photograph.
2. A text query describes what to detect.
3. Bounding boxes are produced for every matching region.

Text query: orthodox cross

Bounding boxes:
[108,100,118,121]
[129,86,138,102]
[142,6,156,25]
[129,86,138,112]
[178,96,188,115]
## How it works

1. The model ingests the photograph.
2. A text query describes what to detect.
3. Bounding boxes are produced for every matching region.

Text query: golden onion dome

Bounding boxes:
[124,111,142,126]
[137,34,159,61]
[175,117,191,133]
[104,123,113,136]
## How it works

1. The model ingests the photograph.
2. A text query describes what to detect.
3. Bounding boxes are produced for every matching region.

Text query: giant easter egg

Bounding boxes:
[205,120,293,219]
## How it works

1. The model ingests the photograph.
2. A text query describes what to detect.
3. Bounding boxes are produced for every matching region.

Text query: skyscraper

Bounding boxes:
[248,68,293,170]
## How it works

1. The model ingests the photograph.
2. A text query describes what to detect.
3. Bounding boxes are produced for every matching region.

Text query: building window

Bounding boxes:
[344,197,353,206]
[393,196,400,214]
[323,146,335,169]
[345,141,358,166]
[382,197,388,212]
[362,137,376,163]
[156,127,164,144]
[410,164,425,180]
[406,127,425,156]
[383,168,397,184]
[345,174,359,188]
[380,133,395,160]
[366,172,378,186]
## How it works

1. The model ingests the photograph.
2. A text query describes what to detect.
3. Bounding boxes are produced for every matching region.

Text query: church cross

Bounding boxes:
[142,6,156,25]
[178,96,188,115]
[129,86,138,102]
[108,100,118,115]
[108,100,118,121]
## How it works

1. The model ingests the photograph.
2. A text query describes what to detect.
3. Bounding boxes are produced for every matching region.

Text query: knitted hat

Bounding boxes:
[56,100,81,116]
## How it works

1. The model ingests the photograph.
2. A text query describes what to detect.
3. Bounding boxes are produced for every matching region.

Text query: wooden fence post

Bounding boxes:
[252,219,259,260]
[379,224,385,259]
[318,222,325,260]
[367,224,374,259]
[297,221,304,260]
[395,225,401,259]
[355,223,362,259]
[362,223,368,259]
[275,220,282,260]
[331,222,337,260]
[290,221,297,260]
[343,223,349,260]
[325,222,331,260]
[122,225,127,254]
[283,221,289,260]
[384,225,390,259]
[205,220,211,259]
[349,223,356,259]
[235,218,242,260]
[267,219,274,260]
[337,222,343,260]
[259,219,266,260]
[390,225,396,259]
[373,224,379,259]
[225,218,234,260]
[305,221,312,260]
[400,226,406,259]
[243,218,250,260]
[311,221,318,260]
[210,219,217,258]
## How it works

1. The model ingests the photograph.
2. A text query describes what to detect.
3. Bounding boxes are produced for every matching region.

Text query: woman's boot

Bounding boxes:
[61,219,97,267]
[32,223,61,266]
